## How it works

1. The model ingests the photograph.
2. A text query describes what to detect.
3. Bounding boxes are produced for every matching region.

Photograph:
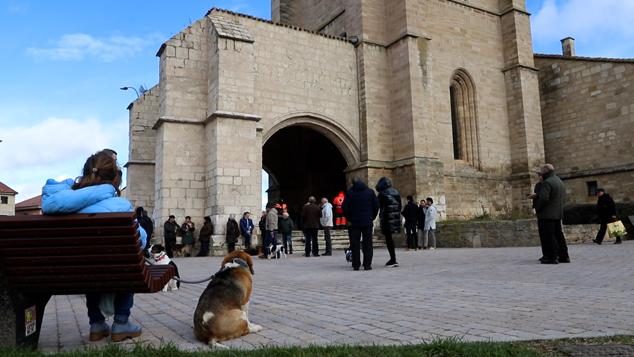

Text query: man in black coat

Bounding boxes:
[416,200,426,249]
[593,188,618,244]
[534,164,570,264]
[342,177,379,270]
[163,215,178,258]
[136,207,154,250]
[301,196,322,257]
[375,177,402,267]
[401,195,418,250]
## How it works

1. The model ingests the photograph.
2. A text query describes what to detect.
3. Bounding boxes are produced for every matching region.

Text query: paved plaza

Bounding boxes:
[39,241,634,352]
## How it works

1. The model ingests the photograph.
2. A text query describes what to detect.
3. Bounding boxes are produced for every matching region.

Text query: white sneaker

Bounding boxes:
[429,247,436,251]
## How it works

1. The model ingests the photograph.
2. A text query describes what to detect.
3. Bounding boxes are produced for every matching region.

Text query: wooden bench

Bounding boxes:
[0,212,175,349]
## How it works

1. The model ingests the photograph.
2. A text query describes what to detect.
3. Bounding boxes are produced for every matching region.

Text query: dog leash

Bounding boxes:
[144,258,216,284]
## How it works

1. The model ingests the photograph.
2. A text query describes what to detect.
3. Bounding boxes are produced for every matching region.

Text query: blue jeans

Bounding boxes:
[86,293,134,324]
[282,233,293,253]
[264,230,276,256]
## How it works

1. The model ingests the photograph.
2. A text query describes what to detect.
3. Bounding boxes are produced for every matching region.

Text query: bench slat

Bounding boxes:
[4,253,143,266]
[0,212,135,228]
[0,245,141,257]
[0,226,138,238]
[9,271,148,284]
[0,236,137,247]
[6,261,145,275]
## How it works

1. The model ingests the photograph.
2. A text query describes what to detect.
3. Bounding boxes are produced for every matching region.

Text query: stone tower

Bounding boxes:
[272,0,545,218]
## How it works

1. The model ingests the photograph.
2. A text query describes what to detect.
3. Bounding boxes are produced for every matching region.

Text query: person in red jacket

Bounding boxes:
[333,191,346,229]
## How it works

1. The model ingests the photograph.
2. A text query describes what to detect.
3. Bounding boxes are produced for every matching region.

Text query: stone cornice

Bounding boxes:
[499,6,531,17]
[360,32,430,49]
[445,1,530,17]
[346,156,440,171]
[559,163,634,180]
[152,116,202,130]
[205,111,262,124]
[501,63,539,73]
[123,160,156,168]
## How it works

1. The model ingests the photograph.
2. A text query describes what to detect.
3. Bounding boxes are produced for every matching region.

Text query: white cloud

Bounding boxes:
[26,33,157,62]
[0,116,128,201]
[532,0,634,57]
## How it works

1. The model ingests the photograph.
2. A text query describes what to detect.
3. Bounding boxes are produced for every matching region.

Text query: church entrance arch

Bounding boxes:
[262,118,355,225]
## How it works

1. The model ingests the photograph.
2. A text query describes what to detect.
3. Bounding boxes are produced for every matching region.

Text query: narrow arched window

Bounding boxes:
[450,69,480,169]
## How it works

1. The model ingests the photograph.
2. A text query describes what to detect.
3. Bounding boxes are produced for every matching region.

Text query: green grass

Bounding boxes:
[0,339,541,357]
[1,336,632,357]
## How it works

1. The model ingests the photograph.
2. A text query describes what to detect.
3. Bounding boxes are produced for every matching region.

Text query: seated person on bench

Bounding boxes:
[41,149,147,342]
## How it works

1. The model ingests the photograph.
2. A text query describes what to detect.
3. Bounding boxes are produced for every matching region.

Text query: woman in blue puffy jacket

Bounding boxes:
[42,149,146,342]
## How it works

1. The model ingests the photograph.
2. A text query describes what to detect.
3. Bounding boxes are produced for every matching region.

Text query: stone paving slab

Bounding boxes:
[39,241,634,352]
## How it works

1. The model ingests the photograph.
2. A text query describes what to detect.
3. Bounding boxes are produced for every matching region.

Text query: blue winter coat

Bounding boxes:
[41,178,146,247]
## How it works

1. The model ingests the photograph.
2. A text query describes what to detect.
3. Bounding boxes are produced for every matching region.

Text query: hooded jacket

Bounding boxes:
[375,177,402,233]
[41,178,146,247]
[342,180,379,228]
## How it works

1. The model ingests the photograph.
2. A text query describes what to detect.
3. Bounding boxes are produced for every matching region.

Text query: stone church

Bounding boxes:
[126,0,634,237]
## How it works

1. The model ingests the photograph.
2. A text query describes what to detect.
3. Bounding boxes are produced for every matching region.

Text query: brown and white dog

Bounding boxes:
[193,250,262,346]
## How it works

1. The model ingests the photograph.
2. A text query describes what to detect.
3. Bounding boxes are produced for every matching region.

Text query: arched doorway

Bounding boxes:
[263,125,348,224]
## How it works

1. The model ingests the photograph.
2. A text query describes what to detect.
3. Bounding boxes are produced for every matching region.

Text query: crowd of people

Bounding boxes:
[151,176,441,270]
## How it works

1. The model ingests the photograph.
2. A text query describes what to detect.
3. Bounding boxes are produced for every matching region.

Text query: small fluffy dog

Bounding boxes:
[267,244,286,259]
[150,244,180,291]
[193,250,262,346]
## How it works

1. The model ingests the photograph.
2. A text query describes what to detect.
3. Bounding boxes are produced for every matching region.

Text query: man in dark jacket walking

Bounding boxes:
[376,177,402,267]
[163,215,178,258]
[593,188,618,244]
[534,164,570,264]
[301,196,322,257]
[402,196,418,250]
[343,177,379,270]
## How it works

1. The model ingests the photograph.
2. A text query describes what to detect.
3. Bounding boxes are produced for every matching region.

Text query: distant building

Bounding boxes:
[15,195,42,215]
[0,181,17,216]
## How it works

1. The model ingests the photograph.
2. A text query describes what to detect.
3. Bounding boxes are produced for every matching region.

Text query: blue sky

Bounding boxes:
[0,0,632,203]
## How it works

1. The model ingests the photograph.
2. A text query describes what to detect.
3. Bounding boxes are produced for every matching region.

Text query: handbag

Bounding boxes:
[607,220,626,238]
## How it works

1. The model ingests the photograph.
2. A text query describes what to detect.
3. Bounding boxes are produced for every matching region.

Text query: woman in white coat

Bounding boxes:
[423,197,437,250]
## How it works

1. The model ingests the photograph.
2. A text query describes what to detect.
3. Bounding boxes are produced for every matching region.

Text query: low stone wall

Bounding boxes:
[436,219,603,248]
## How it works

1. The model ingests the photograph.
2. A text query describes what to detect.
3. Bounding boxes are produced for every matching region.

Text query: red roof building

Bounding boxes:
[15,195,42,215]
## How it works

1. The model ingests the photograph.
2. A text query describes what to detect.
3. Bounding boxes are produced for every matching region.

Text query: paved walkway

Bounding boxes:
[39,241,634,352]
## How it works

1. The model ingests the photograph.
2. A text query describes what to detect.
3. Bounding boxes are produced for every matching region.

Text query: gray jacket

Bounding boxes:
[265,208,278,231]
[534,172,566,220]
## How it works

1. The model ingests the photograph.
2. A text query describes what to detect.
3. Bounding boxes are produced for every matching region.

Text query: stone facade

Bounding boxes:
[126,1,629,244]
[535,54,634,204]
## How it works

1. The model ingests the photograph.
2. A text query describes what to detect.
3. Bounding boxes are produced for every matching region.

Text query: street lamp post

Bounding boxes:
[120,86,140,98]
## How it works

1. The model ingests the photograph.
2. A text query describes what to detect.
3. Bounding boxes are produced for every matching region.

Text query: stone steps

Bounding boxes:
[289,230,386,249]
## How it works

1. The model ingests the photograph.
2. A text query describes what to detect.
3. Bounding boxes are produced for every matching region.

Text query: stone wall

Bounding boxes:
[0,194,15,216]
[437,219,600,248]
[126,85,159,215]
[535,55,634,204]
